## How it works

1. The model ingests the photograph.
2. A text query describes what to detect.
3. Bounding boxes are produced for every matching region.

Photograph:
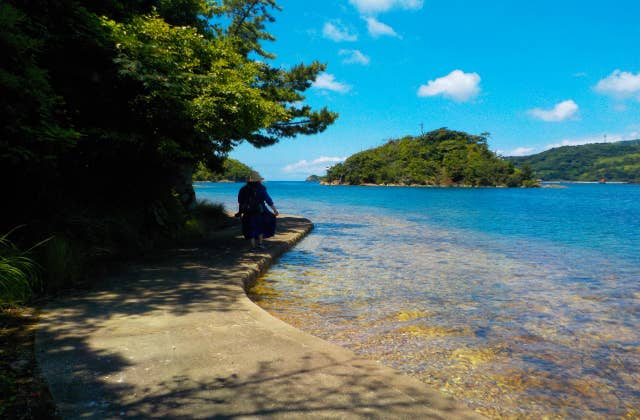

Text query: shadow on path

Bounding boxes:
[36,216,483,419]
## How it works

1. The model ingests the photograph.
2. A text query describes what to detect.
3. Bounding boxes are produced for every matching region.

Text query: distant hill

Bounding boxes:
[305,175,321,182]
[323,128,537,187]
[193,158,257,182]
[507,140,640,182]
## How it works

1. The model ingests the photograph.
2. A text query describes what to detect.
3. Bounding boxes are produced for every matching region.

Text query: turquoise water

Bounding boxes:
[195,182,640,418]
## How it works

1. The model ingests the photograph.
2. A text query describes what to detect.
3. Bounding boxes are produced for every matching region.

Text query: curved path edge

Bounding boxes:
[36,215,484,419]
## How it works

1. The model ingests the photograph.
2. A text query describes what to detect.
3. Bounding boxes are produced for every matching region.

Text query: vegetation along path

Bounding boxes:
[35,216,482,419]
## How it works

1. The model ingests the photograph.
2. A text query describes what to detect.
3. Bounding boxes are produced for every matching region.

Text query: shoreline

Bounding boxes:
[320,182,516,188]
[35,215,483,419]
[319,181,632,187]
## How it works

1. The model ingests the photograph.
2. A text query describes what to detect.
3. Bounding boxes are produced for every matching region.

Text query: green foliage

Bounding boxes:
[179,200,230,244]
[104,10,288,162]
[1,0,337,289]
[324,128,536,187]
[0,229,42,307]
[0,3,80,166]
[220,0,280,59]
[507,140,640,182]
[220,159,257,182]
[2,0,336,209]
[193,162,215,181]
[99,1,337,167]
[192,200,226,221]
[0,2,81,228]
[193,158,257,182]
[181,218,207,243]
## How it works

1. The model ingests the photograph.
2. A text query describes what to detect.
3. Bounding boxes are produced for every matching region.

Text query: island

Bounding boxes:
[193,158,259,182]
[322,128,537,187]
[507,139,640,183]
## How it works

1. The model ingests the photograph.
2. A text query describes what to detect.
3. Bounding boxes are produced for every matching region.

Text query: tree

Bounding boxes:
[0,3,80,225]
[102,1,337,205]
[1,0,338,255]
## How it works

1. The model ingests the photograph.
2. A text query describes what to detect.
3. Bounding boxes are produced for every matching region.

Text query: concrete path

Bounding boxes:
[36,216,484,419]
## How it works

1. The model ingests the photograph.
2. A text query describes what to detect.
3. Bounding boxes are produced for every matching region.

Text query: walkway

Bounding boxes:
[36,216,483,419]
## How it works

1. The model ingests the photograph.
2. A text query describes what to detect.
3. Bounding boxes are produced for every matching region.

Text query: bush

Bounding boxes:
[38,236,85,292]
[180,218,207,243]
[192,200,226,222]
[175,200,230,245]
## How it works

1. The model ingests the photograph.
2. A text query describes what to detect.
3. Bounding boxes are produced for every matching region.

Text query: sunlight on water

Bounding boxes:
[196,182,640,419]
[249,211,640,419]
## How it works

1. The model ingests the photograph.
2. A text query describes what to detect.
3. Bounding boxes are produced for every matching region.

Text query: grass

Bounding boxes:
[0,228,44,307]
[0,230,57,417]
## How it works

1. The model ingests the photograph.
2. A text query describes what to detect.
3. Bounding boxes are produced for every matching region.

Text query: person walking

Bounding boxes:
[236,173,279,250]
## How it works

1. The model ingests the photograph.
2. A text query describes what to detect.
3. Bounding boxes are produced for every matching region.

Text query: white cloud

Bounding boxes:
[349,0,423,14]
[613,103,628,112]
[322,21,357,42]
[313,73,351,93]
[417,70,481,102]
[283,156,346,175]
[595,70,640,100]
[364,17,399,38]
[339,49,370,65]
[508,147,536,156]
[528,100,579,122]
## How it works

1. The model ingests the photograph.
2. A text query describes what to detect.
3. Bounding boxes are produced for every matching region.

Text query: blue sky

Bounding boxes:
[229,0,640,180]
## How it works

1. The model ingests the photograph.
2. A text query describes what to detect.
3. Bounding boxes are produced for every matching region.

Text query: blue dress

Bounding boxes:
[238,182,276,239]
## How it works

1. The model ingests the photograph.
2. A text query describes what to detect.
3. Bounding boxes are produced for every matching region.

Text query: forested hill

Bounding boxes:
[507,140,640,182]
[323,129,537,187]
[193,159,256,182]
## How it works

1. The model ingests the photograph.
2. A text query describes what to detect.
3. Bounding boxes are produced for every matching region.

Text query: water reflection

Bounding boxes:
[250,211,640,418]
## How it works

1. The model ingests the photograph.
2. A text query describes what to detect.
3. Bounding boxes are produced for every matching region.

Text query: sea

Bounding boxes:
[195,181,640,418]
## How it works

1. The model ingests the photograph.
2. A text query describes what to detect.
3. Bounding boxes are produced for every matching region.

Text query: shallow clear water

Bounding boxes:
[196,182,640,418]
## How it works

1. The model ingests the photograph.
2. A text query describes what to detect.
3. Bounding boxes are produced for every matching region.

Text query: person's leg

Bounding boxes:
[249,215,259,249]
[258,234,264,246]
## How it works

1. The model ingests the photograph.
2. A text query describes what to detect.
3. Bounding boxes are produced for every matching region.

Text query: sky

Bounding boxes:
[229,0,640,180]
